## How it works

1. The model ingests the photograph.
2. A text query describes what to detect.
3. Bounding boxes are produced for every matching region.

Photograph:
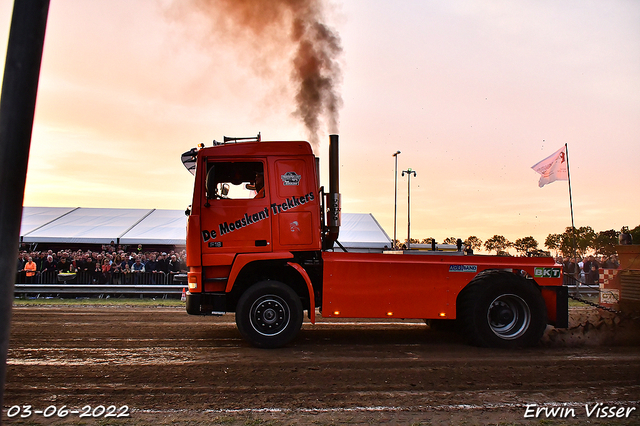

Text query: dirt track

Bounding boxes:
[3,305,640,425]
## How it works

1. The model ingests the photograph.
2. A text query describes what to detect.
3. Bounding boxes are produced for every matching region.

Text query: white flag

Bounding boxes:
[531,146,568,188]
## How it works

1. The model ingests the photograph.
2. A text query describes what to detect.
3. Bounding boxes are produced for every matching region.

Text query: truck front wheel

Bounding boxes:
[236,280,303,348]
[458,274,547,348]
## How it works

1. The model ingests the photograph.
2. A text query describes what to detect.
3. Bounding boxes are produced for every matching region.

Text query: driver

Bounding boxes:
[254,172,265,198]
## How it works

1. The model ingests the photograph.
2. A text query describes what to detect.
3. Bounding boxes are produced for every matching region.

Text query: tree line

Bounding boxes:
[399,225,640,257]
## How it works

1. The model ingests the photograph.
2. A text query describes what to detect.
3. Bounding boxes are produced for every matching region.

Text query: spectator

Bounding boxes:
[75,253,87,272]
[145,253,159,284]
[585,264,599,285]
[100,258,112,284]
[42,255,57,273]
[16,252,26,273]
[145,253,157,272]
[24,256,38,283]
[156,253,169,274]
[111,255,124,284]
[131,256,145,284]
[57,255,74,273]
[168,255,181,273]
[36,252,47,271]
[603,255,619,269]
[577,257,585,283]
[82,256,99,283]
[563,257,577,285]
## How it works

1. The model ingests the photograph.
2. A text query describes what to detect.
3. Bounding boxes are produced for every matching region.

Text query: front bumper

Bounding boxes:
[186,292,227,315]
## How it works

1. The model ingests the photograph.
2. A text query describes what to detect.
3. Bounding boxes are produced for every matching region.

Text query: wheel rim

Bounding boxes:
[487,294,531,340]
[249,294,291,337]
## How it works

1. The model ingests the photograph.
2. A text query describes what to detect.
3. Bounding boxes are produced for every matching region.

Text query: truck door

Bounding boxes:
[199,160,272,257]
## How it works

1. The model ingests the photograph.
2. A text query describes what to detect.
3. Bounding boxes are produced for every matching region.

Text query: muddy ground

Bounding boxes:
[3,305,640,425]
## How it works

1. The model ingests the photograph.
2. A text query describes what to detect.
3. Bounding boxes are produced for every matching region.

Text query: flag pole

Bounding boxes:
[565,143,579,284]
[565,143,576,232]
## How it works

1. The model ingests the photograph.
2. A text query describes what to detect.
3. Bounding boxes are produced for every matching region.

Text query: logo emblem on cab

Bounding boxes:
[281,171,301,186]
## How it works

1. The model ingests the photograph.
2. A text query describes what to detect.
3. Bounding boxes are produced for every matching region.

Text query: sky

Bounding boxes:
[1,0,639,250]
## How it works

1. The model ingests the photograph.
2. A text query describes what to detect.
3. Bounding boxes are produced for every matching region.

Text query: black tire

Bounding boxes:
[458,272,547,348]
[235,280,303,349]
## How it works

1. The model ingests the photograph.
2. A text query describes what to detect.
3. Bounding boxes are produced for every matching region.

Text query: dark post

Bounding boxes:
[402,168,416,249]
[0,0,50,413]
[325,134,341,248]
[392,150,401,249]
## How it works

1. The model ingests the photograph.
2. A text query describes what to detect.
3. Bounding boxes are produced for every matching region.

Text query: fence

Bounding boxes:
[563,272,606,297]
[14,283,185,297]
[15,270,186,286]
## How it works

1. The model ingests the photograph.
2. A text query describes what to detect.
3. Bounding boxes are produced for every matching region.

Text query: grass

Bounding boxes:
[568,295,601,308]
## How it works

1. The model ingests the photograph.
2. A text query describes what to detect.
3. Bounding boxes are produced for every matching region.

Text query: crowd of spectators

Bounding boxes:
[16,243,187,285]
[557,254,620,286]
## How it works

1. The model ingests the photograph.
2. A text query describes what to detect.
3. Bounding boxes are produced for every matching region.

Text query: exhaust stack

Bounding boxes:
[325,134,341,248]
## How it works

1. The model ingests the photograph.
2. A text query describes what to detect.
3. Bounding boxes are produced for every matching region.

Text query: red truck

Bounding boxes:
[182,134,567,348]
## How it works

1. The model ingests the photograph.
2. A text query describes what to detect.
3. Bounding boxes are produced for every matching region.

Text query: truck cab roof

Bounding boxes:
[200,141,314,158]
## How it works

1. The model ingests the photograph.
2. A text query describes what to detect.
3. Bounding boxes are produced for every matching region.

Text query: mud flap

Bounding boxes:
[554,285,569,328]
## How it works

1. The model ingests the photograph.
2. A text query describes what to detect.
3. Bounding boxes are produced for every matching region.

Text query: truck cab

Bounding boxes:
[183,137,323,334]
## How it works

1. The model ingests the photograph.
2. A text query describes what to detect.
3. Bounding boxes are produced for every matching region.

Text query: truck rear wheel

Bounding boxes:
[236,280,303,349]
[458,273,547,348]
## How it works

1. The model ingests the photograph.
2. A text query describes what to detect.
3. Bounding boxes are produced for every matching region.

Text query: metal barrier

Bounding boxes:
[564,273,600,296]
[15,270,186,285]
[14,284,185,296]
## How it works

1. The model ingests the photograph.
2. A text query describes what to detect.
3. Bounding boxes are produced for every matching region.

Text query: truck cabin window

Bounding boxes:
[205,162,265,200]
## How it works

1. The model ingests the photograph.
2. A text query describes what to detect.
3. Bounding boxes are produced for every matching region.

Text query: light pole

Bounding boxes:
[402,168,416,249]
[392,151,401,249]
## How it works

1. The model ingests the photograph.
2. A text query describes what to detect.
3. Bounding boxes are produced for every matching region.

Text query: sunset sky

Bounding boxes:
[1,0,639,249]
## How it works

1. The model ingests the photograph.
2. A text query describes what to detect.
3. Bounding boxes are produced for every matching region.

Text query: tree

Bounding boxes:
[443,237,458,245]
[484,235,512,255]
[576,226,596,256]
[593,229,618,256]
[513,236,538,256]
[557,228,576,258]
[555,226,595,258]
[403,238,420,246]
[464,236,483,252]
[545,233,562,255]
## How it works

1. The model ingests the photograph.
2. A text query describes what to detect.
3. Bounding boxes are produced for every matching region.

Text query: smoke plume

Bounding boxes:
[188,0,342,147]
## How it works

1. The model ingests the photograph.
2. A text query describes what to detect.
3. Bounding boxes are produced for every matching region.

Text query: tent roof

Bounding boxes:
[119,209,188,245]
[335,213,392,249]
[21,207,163,244]
[20,207,390,248]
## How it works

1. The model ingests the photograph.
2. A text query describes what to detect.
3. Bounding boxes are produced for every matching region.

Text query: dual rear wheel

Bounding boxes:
[457,272,548,348]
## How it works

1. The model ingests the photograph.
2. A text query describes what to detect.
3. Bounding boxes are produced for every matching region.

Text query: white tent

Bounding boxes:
[20,207,391,250]
[118,209,187,245]
[334,213,392,251]
[20,206,77,236]
[20,207,184,245]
